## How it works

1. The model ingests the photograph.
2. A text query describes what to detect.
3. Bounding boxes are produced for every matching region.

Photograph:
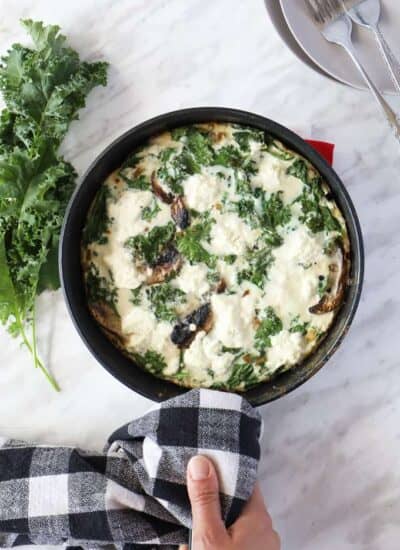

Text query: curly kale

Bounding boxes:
[0,20,108,389]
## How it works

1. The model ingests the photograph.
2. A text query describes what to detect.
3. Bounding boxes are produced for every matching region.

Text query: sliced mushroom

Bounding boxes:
[133,165,144,177]
[171,195,190,229]
[309,243,350,314]
[215,278,227,294]
[151,172,173,204]
[147,245,183,284]
[151,173,191,230]
[171,303,213,348]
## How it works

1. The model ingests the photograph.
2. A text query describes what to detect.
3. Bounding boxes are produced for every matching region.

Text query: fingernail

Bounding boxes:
[188,455,211,481]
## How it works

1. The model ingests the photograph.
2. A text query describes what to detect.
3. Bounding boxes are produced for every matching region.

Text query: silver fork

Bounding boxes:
[305,0,400,143]
[344,0,400,93]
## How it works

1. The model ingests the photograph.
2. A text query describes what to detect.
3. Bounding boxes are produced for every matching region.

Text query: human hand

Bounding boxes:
[179,455,280,550]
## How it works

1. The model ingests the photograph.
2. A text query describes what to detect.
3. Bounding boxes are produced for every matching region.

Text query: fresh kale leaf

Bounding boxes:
[146,283,186,322]
[37,239,61,292]
[255,307,283,351]
[0,19,108,151]
[0,147,75,342]
[0,19,108,388]
[0,231,21,338]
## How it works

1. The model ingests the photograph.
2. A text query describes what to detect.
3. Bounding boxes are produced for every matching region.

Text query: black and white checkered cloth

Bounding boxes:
[0,389,261,548]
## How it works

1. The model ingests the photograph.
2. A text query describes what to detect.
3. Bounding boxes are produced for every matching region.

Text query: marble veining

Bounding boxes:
[0,1,399,549]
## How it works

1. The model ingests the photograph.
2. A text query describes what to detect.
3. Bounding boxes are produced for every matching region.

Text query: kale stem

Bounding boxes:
[31,305,60,392]
[16,309,35,355]
[31,305,39,368]
[16,308,60,392]
[35,361,60,392]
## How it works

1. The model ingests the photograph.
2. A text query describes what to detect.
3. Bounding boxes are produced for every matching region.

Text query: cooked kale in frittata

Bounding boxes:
[81,123,350,391]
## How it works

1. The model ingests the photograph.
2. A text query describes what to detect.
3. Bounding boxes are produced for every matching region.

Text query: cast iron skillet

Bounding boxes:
[60,107,364,407]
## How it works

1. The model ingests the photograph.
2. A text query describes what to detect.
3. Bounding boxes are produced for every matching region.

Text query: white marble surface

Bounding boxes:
[1,1,400,549]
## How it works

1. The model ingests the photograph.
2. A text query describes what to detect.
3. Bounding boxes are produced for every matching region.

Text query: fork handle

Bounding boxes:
[344,44,400,143]
[372,25,400,94]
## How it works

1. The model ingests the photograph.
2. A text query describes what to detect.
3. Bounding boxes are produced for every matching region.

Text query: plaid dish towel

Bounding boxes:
[0,389,261,549]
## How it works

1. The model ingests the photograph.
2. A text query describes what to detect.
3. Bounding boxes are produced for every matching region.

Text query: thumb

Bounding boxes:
[187,455,227,545]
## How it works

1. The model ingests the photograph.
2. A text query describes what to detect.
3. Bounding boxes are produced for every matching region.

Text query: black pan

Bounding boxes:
[60,107,364,407]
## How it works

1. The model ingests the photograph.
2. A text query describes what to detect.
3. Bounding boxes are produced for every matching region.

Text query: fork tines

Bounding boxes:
[305,0,346,25]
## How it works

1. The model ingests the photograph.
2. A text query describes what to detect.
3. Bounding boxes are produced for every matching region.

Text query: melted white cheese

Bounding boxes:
[210,293,256,349]
[185,331,234,384]
[107,189,170,242]
[102,189,171,288]
[205,211,261,256]
[267,331,304,372]
[216,259,239,287]
[172,263,210,295]
[251,152,304,204]
[184,173,224,212]
[251,153,285,191]
[260,225,333,327]
[121,305,180,374]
